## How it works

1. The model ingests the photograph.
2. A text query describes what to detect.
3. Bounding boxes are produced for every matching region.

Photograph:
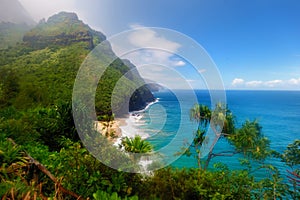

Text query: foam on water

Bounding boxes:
[117,98,160,141]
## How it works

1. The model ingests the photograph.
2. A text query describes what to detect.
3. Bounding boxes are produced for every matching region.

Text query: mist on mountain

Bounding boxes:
[0,0,35,25]
[0,0,36,49]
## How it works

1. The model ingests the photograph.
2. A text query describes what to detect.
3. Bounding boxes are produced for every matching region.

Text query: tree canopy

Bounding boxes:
[185,103,271,170]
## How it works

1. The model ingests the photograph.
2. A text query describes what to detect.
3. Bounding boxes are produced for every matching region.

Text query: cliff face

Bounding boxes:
[122,59,156,112]
[23,12,106,50]
[23,31,94,49]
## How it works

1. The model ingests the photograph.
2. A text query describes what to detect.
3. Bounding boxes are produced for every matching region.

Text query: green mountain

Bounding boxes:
[23,12,104,50]
[0,11,154,116]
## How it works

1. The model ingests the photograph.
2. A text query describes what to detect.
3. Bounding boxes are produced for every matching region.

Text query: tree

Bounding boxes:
[185,103,270,170]
[0,68,19,108]
[188,104,211,168]
[185,103,234,169]
[121,135,153,164]
[229,120,270,161]
[121,136,153,154]
[98,114,116,138]
[277,139,300,199]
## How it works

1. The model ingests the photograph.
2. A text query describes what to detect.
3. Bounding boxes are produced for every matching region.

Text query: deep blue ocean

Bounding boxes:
[137,90,300,177]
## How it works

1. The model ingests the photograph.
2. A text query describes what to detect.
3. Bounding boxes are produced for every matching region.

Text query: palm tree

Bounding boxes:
[120,135,154,172]
[189,103,235,169]
[121,135,153,154]
[190,104,211,128]
[188,104,211,169]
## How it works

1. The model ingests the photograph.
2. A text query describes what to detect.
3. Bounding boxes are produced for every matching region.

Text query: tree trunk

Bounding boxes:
[8,138,86,200]
[197,152,202,169]
[204,151,213,170]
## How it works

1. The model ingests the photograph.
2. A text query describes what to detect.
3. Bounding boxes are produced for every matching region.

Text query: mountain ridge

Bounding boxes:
[23,12,106,50]
[0,11,155,116]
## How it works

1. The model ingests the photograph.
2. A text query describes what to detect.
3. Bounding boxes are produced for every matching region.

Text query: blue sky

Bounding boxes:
[20,0,300,90]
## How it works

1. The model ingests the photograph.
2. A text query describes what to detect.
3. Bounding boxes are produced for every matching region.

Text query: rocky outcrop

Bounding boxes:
[23,31,94,49]
[23,12,105,50]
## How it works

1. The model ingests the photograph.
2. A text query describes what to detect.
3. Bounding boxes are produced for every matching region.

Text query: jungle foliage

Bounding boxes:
[0,12,299,199]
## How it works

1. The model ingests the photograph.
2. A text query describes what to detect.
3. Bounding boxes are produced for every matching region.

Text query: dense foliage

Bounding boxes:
[0,11,299,199]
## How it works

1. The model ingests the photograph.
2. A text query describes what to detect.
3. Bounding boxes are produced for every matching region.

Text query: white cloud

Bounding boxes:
[245,81,263,87]
[264,80,283,87]
[231,78,245,87]
[112,26,185,70]
[124,27,185,67]
[174,60,186,66]
[230,77,300,90]
[109,26,190,89]
[128,27,181,52]
[288,78,300,85]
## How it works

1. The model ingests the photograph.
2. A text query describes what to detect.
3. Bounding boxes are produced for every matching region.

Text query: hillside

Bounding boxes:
[0,11,154,116]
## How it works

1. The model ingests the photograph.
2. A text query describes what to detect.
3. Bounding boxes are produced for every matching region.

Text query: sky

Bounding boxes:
[18,0,300,90]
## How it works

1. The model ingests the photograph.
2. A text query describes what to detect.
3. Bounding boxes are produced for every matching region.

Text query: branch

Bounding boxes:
[211,150,238,158]
[287,169,300,186]
[8,138,86,200]
[221,133,231,136]
[287,169,300,179]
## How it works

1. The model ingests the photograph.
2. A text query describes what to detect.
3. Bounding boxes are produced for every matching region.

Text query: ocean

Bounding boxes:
[125,90,300,176]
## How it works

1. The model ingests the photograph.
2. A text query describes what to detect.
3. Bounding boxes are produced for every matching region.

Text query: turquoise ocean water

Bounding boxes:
[135,90,300,176]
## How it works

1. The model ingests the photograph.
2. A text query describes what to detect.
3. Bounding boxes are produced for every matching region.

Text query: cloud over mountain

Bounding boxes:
[0,0,35,25]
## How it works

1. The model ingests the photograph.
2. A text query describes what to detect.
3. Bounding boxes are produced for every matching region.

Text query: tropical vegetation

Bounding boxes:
[0,11,299,199]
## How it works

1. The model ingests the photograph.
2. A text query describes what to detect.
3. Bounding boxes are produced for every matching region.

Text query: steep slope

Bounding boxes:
[0,12,154,116]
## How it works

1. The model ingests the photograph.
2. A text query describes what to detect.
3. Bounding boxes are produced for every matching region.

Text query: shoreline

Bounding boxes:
[131,99,159,114]
[115,98,159,146]
[113,113,148,147]
[95,98,159,147]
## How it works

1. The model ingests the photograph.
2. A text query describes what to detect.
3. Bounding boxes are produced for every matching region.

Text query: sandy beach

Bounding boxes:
[95,119,124,142]
[95,99,158,146]
[94,115,144,145]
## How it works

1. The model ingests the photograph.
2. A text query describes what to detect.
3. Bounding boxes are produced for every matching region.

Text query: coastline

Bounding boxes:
[95,98,159,147]
[115,99,159,146]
